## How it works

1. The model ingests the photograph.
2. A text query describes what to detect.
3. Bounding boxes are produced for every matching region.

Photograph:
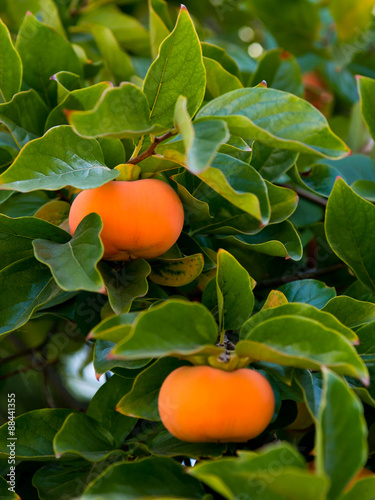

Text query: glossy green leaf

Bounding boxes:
[112,300,221,360]
[117,357,186,421]
[15,14,82,106]
[45,82,111,131]
[89,312,138,342]
[68,84,163,139]
[197,87,349,159]
[236,316,368,382]
[241,303,357,342]
[189,442,328,500]
[322,296,375,328]
[251,48,303,96]
[279,279,336,309]
[99,260,151,314]
[0,475,19,499]
[0,90,49,147]
[81,457,204,498]
[204,56,243,98]
[248,0,320,55]
[341,478,375,500]
[149,254,204,287]
[266,182,298,223]
[198,153,270,224]
[149,0,171,59]
[93,340,150,377]
[0,126,118,192]
[143,5,206,129]
[0,18,22,102]
[0,409,72,459]
[33,213,104,293]
[0,257,61,336]
[326,179,375,294]
[175,96,230,174]
[316,369,368,499]
[88,374,136,447]
[216,249,255,331]
[53,413,115,461]
[50,71,81,105]
[217,221,303,261]
[251,142,298,182]
[202,42,241,78]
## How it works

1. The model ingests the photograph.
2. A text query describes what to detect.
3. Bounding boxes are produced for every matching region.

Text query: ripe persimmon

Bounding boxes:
[158,366,275,442]
[69,179,184,261]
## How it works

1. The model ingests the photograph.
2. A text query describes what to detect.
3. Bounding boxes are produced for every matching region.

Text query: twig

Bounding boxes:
[127,130,176,165]
[281,184,327,208]
[0,360,58,382]
[0,338,50,366]
[256,262,346,289]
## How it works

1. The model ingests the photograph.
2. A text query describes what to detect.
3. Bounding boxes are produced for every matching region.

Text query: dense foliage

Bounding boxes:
[1,0,375,498]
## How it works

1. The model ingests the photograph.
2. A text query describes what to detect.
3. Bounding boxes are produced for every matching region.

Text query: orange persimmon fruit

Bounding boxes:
[158,366,275,442]
[69,179,184,261]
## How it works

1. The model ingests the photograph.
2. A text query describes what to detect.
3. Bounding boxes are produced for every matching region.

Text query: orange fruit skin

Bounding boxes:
[68,179,184,261]
[158,366,275,443]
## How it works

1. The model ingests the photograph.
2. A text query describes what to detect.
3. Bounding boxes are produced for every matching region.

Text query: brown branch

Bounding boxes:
[256,262,346,289]
[127,130,176,165]
[0,338,50,366]
[0,360,58,382]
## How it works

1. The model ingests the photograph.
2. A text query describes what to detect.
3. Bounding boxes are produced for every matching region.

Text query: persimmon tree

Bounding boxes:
[0,0,375,499]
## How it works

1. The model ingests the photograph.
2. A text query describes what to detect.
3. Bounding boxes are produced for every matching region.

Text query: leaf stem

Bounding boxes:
[127,130,176,165]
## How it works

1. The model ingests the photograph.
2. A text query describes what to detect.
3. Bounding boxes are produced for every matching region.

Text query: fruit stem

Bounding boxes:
[127,130,177,165]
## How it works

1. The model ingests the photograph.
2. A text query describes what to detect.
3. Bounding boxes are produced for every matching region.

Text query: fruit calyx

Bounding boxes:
[114,163,141,181]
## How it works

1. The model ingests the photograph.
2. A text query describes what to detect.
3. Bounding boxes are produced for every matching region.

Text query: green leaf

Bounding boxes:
[149,254,204,287]
[217,221,303,261]
[117,357,187,421]
[248,0,320,56]
[76,4,150,55]
[197,87,349,159]
[50,71,81,105]
[325,179,375,294]
[144,430,226,459]
[241,303,358,342]
[204,56,243,98]
[0,126,118,192]
[216,249,255,331]
[143,5,206,129]
[99,260,151,314]
[34,200,70,226]
[81,457,204,498]
[0,475,19,499]
[198,153,270,224]
[322,296,375,328]
[0,409,72,459]
[88,374,136,447]
[266,182,298,223]
[112,299,222,360]
[341,478,375,500]
[90,24,135,84]
[236,315,368,382]
[53,413,115,461]
[149,0,171,59]
[316,369,368,499]
[0,18,22,102]
[175,96,230,174]
[0,90,50,147]
[251,48,303,96]
[45,82,111,131]
[68,84,163,139]
[0,257,61,336]
[359,76,375,144]
[251,142,298,182]
[89,312,138,342]
[330,0,375,42]
[202,42,241,78]
[0,191,49,217]
[279,279,336,309]
[189,442,328,500]
[15,14,82,106]
[94,340,150,377]
[33,213,104,293]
